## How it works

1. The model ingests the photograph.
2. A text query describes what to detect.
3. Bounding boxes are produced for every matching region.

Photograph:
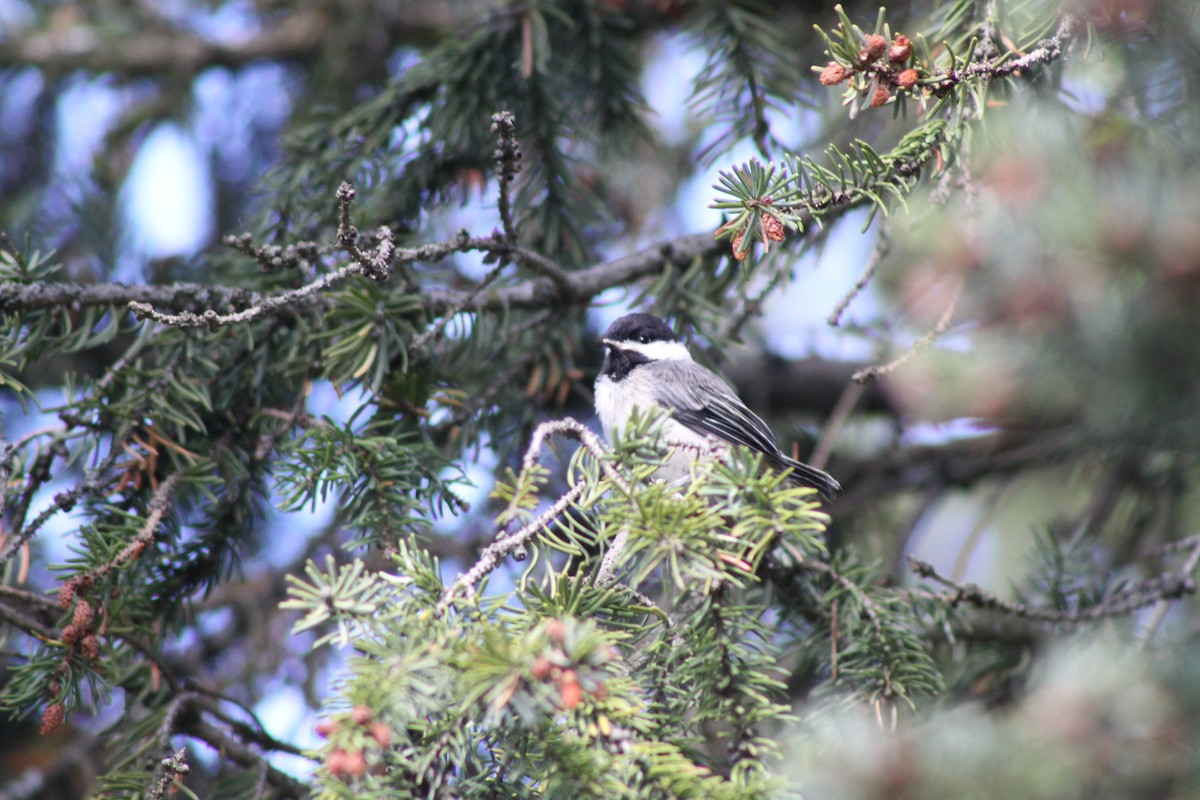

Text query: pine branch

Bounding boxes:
[0,4,473,77]
[909,555,1200,625]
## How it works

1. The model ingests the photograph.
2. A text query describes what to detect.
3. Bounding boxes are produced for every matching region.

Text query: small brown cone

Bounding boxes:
[731,229,749,261]
[762,214,785,243]
[73,599,94,629]
[80,635,100,660]
[40,703,65,736]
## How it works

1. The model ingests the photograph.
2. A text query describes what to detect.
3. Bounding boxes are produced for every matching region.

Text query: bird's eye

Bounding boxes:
[638,335,649,344]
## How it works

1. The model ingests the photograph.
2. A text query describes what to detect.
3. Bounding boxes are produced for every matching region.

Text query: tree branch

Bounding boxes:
[0,4,469,80]
[0,230,717,320]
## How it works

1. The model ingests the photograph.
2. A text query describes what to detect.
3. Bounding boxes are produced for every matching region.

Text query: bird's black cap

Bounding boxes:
[602,313,678,344]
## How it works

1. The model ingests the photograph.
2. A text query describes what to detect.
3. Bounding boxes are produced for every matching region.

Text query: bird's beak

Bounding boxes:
[602,338,620,349]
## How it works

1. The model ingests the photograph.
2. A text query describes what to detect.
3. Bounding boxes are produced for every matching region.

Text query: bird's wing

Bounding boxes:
[645,359,783,457]
[777,453,842,500]
[645,360,841,500]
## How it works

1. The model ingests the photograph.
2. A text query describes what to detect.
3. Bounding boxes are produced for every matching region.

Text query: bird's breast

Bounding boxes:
[594,372,643,443]
[595,370,721,483]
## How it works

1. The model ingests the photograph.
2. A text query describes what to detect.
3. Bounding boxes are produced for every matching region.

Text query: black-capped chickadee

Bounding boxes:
[594,313,841,501]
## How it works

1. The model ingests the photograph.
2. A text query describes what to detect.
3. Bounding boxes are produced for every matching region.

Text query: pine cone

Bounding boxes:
[40,703,65,736]
[762,214,786,242]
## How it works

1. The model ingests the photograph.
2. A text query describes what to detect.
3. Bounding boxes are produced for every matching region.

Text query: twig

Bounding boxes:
[483,114,574,293]
[335,181,394,281]
[788,553,899,698]
[254,395,318,461]
[128,261,362,329]
[1139,536,1200,645]
[853,279,962,383]
[194,693,310,758]
[146,747,190,800]
[511,243,574,295]
[909,555,1198,625]
[159,691,199,750]
[0,433,127,568]
[0,582,60,611]
[183,719,310,799]
[828,224,890,327]
[0,437,13,520]
[408,262,506,354]
[809,380,864,471]
[443,480,589,609]
[930,15,1078,91]
[84,472,183,585]
[224,232,324,275]
[0,229,682,319]
[440,418,633,608]
[595,527,630,588]
[0,598,56,640]
[491,111,523,244]
[1141,533,1200,559]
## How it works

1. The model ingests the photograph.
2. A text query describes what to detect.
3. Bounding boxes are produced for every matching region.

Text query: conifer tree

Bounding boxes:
[2,0,1200,797]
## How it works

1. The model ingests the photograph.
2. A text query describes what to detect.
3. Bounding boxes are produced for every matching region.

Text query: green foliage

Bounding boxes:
[3,0,1200,797]
[267,0,649,263]
[688,0,805,159]
[282,417,944,797]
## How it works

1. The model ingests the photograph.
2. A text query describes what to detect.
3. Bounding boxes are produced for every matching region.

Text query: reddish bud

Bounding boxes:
[342,749,368,777]
[889,34,913,63]
[40,703,65,736]
[349,705,373,726]
[531,656,553,681]
[559,670,583,710]
[80,634,100,660]
[368,721,392,749]
[326,748,367,777]
[545,619,567,645]
[862,34,888,61]
[315,719,338,738]
[897,69,919,90]
[72,599,94,629]
[591,681,608,701]
[870,84,891,107]
[819,62,849,85]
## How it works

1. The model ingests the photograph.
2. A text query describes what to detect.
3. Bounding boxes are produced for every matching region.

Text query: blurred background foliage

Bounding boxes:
[2,0,1200,796]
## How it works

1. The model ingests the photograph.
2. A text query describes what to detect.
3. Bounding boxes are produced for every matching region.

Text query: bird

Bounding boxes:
[593,312,841,501]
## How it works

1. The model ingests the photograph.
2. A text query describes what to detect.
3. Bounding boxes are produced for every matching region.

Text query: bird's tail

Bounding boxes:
[777,455,841,502]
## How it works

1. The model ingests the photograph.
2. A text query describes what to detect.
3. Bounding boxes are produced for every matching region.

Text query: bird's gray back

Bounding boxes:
[644,359,784,457]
